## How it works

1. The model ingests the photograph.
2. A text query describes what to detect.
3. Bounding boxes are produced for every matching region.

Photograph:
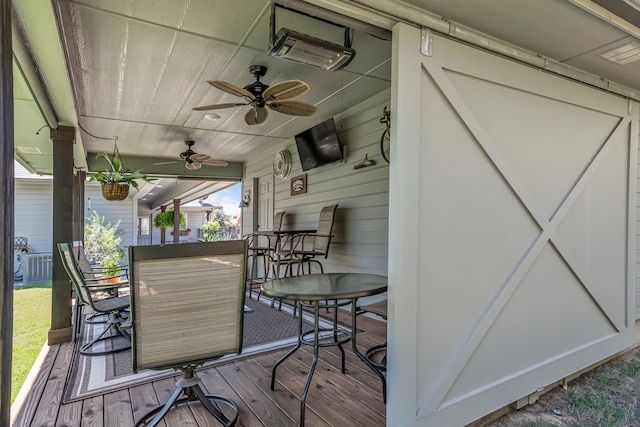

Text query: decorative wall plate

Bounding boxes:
[273,150,292,179]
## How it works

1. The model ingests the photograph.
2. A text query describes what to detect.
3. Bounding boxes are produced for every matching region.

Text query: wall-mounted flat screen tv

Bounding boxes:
[295,117,343,172]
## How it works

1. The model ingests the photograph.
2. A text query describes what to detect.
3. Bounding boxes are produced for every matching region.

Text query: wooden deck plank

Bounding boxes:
[129,382,167,427]
[17,307,388,427]
[263,341,384,399]
[80,396,103,427]
[217,361,297,426]
[11,344,60,427]
[54,400,81,427]
[267,354,372,427]
[152,376,199,426]
[235,356,332,427]
[103,389,134,426]
[197,366,265,427]
[29,342,74,426]
[274,348,386,424]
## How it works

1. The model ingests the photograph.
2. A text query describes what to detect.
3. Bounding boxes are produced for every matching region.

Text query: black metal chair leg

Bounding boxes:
[135,378,238,427]
[79,313,131,356]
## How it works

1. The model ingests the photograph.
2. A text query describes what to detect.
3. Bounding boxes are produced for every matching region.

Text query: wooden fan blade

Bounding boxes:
[245,108,268,125]
[192,102,247,111]
[207,80,255,100]
[269,101,316,116]
[190,153,228,167]
[190,153,210,162]
[185,161,202,170]
[201,159,229,167]
[153,160,179,166]
[263,80,310,101]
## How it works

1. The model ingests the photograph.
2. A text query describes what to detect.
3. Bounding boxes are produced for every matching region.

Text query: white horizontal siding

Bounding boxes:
[243,89,391,277]
[15,180,54,254]
[16,181,139,255]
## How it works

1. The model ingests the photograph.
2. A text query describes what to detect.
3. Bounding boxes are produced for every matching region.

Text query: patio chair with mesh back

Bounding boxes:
[72,245,129,329]
[58,243,131,355]
[129,240,247,427]
[291,204,338,274]
[73,244,129,286]
[244,211,285,298]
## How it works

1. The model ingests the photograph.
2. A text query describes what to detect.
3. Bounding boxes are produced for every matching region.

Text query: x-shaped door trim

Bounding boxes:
[419,63,632,415]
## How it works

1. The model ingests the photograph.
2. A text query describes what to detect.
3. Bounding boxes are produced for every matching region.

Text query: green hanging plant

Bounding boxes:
[89,152,154,189]
[153,210,186,229]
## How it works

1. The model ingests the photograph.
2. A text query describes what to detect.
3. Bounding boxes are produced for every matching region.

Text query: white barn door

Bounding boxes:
[388,24,637,427]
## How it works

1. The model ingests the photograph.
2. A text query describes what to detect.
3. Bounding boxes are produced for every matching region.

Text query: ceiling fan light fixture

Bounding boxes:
[268,28,355,71]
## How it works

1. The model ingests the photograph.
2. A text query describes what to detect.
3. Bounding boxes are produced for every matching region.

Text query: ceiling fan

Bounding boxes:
[154,139,228,170]
[193,65,317,125]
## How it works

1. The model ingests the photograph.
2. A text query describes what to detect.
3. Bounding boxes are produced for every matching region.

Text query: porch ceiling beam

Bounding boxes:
[11,6,58,129]
[85,154,244,180]
[147,180,232,211]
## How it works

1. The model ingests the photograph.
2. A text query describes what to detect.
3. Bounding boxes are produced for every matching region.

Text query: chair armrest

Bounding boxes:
[86,265,129,273]
[246,232,282,255]
[83,271,129,280]
[295,233,333,247]
[84,282,127,295]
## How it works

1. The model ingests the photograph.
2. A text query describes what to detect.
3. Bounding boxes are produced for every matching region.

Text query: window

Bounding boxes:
[138,216,150,235]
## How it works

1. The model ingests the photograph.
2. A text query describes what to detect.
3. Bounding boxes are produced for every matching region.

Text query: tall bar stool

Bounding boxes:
[244,211,285,298]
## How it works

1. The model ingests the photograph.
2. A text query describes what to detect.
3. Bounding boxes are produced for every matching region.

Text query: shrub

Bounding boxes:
[153,210,186,229]
[84,211,124,270]
[201,220,220,241]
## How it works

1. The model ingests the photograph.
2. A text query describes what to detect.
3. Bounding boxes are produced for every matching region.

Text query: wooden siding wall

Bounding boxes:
[85,183,135,249]
[242,89,390,276]
[14,181,135,256]
[15,180,53,253]
[185,209,206,241]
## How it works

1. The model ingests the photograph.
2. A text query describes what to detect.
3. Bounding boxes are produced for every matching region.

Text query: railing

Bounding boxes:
[22,253,53,284]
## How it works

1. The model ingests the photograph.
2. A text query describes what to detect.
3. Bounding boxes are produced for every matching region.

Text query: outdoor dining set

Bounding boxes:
[57,204,388,427]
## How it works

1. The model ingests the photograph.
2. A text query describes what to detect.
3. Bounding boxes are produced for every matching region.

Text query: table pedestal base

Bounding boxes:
[271,299,351,427]
[270,298,386,426]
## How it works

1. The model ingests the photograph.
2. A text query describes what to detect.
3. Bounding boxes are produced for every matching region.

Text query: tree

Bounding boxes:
[211,210,231,228]
[84,211,124,275]
[201,220,220,242]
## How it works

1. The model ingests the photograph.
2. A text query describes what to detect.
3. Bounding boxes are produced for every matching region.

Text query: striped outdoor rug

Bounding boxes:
[63,296,338,402]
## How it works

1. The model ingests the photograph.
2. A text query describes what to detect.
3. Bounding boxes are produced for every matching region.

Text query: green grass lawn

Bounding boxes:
[12,282,51,403]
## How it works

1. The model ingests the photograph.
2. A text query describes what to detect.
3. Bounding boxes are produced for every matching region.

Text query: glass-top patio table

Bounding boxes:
[261,273,388,427]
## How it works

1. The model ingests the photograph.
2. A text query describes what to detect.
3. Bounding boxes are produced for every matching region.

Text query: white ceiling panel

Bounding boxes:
[566,36,640,90]
[77,0,272,44]
[23,0,640,202]
[401,0,629,62]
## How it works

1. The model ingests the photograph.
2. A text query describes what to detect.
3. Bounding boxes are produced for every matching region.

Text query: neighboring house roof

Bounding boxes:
[182,195,223,211]
[14,160,51,180]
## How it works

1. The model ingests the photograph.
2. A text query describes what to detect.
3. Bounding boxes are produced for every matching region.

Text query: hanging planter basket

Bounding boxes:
[101,182,130,201]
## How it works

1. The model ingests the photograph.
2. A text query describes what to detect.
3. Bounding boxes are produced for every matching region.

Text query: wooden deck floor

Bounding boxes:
[11,308,387,427]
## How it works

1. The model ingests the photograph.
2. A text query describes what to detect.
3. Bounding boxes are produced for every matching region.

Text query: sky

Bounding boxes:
[214,182,241,217]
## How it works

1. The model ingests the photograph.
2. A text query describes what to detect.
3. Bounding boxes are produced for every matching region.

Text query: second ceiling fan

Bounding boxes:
[193,65,316,125]
[154,139,228,170]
